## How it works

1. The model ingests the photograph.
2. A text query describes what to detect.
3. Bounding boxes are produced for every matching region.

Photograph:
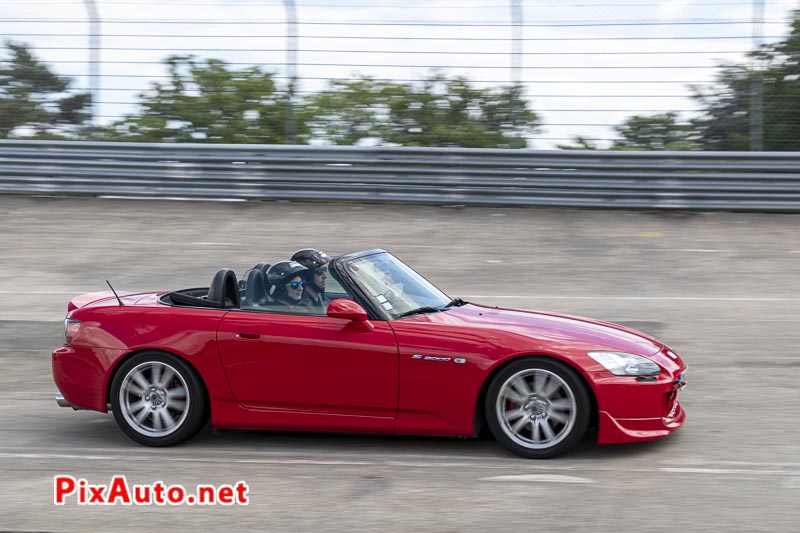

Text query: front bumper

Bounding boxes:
[597,400,686,444]
[593,364,687,444]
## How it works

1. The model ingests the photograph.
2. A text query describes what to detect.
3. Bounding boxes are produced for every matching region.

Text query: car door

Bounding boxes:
[216,308,399,431]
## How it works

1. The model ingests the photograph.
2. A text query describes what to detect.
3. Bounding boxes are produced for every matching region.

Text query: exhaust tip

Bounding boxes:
[55,392,72,408]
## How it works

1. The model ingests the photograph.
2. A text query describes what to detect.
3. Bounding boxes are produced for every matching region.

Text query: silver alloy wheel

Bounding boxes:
[495,368,577,450]
[119,361,190,437]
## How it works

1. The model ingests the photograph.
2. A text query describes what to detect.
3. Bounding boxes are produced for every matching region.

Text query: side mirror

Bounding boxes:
[326,299,369,322]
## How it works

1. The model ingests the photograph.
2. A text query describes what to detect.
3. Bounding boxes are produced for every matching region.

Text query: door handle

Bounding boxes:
[234,332,261,340]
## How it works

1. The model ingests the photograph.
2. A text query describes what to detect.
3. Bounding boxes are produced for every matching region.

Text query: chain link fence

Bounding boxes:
[1,0,798,150]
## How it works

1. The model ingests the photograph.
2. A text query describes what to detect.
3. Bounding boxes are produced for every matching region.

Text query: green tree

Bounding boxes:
[557,114,698,151]
[611,112,698,151]
[306,74,538,148]
[690,66,752,150]
[556,135,601,150]
[103,56,307,143]
[0,41,90,139]
[692,10,800,151]
[303,77,388,145]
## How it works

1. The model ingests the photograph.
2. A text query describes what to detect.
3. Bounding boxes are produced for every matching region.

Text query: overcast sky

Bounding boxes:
[2,0,798,148]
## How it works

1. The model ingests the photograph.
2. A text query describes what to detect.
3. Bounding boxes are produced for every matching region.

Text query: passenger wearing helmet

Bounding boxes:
[266,261,309,311]
[290,248,333,312]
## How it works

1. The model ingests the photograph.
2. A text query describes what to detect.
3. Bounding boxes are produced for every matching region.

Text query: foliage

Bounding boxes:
[306,74,539,148]
[302,77,388,145]
[0,41,91,139]
[102,56,308,143]
[561,9,800,151]
[611,113,698,151]
[557,113,698,151]
[689,66,753,151]
[556,135,600,150]
[104,63,538,148]
[691,10,800,151]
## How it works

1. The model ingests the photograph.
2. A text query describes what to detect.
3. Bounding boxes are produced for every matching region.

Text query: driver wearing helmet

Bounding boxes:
[266,261,309,311]
[290,248,332,313]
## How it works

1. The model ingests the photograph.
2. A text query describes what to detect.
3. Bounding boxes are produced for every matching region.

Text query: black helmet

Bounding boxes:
[266,260,308,289]
[290,248,332,269]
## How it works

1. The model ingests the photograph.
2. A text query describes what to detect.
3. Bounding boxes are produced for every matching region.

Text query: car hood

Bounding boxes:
[420,303,663,356]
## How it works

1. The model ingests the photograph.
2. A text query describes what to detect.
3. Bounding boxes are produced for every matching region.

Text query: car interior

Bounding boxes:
[159,262,349,315]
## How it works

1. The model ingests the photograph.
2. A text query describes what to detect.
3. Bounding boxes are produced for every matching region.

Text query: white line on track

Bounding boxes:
[0,291,85,295]
[659,467,800,476]
[463,296,800,302]
[686,318,800,322]
[0,452,797,478]
[0,452,367,467]
[671,249,724,253]
[2,446,799,468]
[713,461,800,467]
[97,196,247,202]
[481,474,596,483]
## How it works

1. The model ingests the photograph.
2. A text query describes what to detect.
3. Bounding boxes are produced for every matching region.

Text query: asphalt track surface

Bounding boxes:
[1,196,798,532]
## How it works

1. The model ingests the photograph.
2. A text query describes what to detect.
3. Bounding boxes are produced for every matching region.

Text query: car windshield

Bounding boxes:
[345,252,451,319]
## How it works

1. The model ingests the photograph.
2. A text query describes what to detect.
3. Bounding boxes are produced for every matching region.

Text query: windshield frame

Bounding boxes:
[332,249,451,321]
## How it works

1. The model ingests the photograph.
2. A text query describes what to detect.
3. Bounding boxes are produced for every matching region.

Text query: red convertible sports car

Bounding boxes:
[52,249,687,458]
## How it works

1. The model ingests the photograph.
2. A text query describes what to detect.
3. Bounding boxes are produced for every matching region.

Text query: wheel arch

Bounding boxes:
[105,348,211,417]
[473,354,598,437]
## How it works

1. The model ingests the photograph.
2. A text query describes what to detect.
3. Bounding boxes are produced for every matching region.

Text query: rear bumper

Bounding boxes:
[52,344,125,412]
[55,391,103,410]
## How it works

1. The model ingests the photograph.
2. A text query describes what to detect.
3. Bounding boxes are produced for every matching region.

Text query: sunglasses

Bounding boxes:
[285,280,305,289]
[314,268,328,276]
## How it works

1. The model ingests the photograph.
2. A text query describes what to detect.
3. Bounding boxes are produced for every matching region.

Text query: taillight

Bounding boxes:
[64,319,81,345]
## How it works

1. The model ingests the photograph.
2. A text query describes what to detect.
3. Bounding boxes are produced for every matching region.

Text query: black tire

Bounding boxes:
[485,357,590,459]
[110,351,208,447]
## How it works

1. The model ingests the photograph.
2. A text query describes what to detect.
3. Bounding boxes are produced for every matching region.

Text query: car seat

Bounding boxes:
[242,268,269,307]
[208,268,240,308]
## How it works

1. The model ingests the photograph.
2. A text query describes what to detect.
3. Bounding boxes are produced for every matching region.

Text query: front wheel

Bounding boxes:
[485,358,591,459]
[110,351,207,446]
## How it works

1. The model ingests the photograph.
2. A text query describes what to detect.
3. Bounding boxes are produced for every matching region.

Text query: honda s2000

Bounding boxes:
[52,249,687,458]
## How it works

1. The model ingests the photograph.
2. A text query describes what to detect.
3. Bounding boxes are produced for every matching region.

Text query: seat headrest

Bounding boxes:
[242,268,268,306]
[208,268,240,308]
[253,262,271,275]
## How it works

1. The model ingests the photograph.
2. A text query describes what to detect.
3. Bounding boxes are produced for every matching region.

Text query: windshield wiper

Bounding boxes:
[397,299,466,318]
[397,306,444,318]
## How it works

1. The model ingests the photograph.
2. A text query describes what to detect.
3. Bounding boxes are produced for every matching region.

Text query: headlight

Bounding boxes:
[587,351,660,376]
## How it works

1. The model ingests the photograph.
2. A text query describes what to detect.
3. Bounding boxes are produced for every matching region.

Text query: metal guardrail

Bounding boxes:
[2,140,800,211]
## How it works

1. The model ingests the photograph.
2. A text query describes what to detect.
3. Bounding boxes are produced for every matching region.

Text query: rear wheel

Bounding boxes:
[110,351,207,446]
[485,358,590,459]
